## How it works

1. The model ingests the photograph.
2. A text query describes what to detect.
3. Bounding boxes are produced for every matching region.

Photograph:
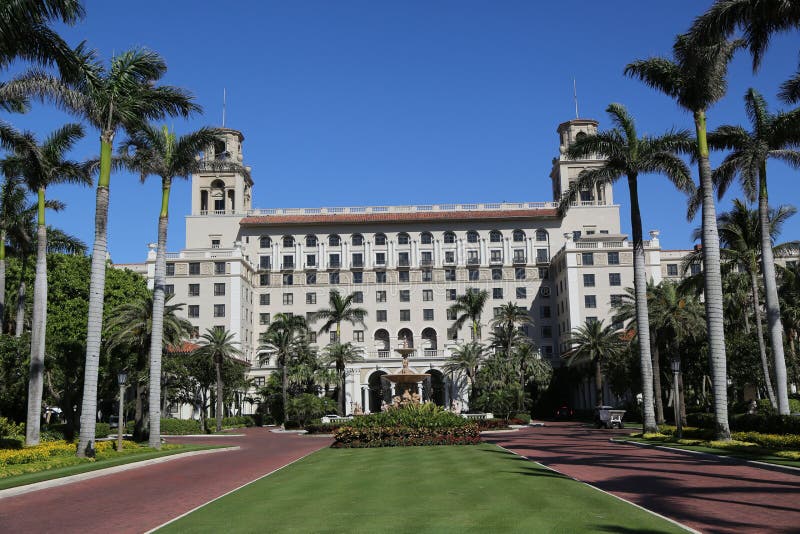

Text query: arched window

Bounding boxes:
[282,235,295,248]
[513,229,525,242]
[575,131,587,141]
[467,230,479,243]
[328,234,341,246]
[210,178,225,189]
[420,232,433,245]
[536,229,549,242]
[397,232,410,245]
[259,236,271,249]
[305,234,317,247]
[352,233,364,246]
[374,233,387,246]
[490,230,502,243]
[397,328,414,348]
[443,231,456,244]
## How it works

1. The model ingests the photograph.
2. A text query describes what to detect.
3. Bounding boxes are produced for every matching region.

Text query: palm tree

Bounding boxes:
[259,313,307,421]
[7,47,200,456]
[490,301,532,353]
[778,261,800,364]
[565,320,626,407]
[119,124,245,448]
[448,288,489,341]
[311,289,367,343]
[625,34,740,440]
[321,342,364,414]
[1,123,90,444]
[443,341,486,404]
[510,341,550,413]
[707,89,800,414]
[194,328,242,433]
[104,293,193,440]
[0,176,28,331]
[558,103,693,433]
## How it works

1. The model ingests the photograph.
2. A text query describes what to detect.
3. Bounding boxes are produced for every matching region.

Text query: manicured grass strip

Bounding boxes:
[0,445,217,491]
[158,444,687,533]
[620,437,800,470]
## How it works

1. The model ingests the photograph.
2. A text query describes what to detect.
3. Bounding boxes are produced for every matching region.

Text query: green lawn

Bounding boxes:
[0,445,217,491]
[159,444,687,533]
[619,436,800,469]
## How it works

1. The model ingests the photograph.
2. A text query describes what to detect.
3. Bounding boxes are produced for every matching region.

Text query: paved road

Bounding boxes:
[0,428,330,533]
[485,422,800,534]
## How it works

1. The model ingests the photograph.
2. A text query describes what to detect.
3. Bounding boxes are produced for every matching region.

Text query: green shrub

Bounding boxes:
[283,420,301,430]
[305,423,341,434]
[343,403,471,430]
[476,418,511,431]
[287,394,338,427]
[731,431,800,450]
[161,418,202,435]
[95,423,111,438]
[0,417,23,439]
[512,413,531,424]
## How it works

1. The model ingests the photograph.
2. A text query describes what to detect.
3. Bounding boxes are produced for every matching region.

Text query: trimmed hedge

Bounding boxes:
[304,423,341,434]
[126,418,202,435]
[687,412,800,435]
[512,413,531,424]
[95,423,111,438]
[476,418,512,431]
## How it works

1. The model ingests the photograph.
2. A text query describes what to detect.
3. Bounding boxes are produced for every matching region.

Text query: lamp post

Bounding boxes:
[671,359,682,440]
[117,370,128,451]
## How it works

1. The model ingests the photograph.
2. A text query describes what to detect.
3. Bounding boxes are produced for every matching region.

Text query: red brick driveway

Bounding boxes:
[485,421,800,534]
[0,428,330,533]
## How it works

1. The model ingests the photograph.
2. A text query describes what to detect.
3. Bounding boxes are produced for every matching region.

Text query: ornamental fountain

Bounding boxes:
[380,339,431,408]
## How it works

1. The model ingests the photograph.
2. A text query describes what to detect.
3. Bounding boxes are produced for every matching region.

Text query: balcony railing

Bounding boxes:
[512,254,527,264]
[351,259,364,268]
[280,262,295,270]
[466,257,480,265]
[397,258,410,267]
[328,261,341,269]
[420,258,433,267]
[303,263,316,269]
[490,256,504,265]
[536,254,550,264]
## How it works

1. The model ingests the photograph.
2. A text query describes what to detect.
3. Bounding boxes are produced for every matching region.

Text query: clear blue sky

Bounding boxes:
[8,1,799,263]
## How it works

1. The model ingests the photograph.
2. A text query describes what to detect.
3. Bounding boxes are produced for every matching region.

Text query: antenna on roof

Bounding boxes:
[573,78,579,119]
[222,88,226,127]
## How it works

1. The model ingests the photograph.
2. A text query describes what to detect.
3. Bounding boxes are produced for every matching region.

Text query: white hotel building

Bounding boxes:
[132,117,707,414]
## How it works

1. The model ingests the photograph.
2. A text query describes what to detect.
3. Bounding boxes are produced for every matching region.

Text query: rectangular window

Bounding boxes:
[260,293,270,305]
[515,267,526,280]
[329,272,340,284]
[253,376,266,387]
[667,264,678,276]
[581,253,594,266]
[376,291,387,303]
[353,291,363,303]
[306,292,316,305]
[283,293,293,305]
[400,290,410,302]
[587,316,598,324]
[690,264,701,275]
[329,254,340,268]
[215,262,226,275]
[541,326,552,338]
[305,254,316,267]
[259,313,270,325]
[445,268,456,281]
[421,251,433,266]
[214,283,225,296]
[538,267,549,280]
[492,268,502,281]
[376,271,387,283]
[423,309,434,321]
[493,307,502,317]
[536,249,549,263]
[608,252,620,265]
[610,294,624,308]
[352,253,363,267]
[377,310,387,322]
[400,309,411,321]
[584,295,597,308]
[516,287,527,299]
[493,287,503,299]
[467,250,480,264]
[540,305,551,319]
[444,251,455,264]
[188,305,199,318]
[447,309,457,320]
[188,283,200,297]
[448,327,458,340]
[166,263,175,276]
[330,331,339,343]
[399,270,410,283]
[353,330,364,342]
[189,262,200,275]
[352,271,363,284]
[609,273,621,286]
[513,249,526,263]
[375,252,386,266]
[423,289,433,301]
[282,255,294,269]
[583,274,595,287]
[309,332,317,343]
[213,304,225,317]
[398,252,409,267]
[446,289,456,301]
[422,269,432,282]
[283,274,293,286]
[306,272,316,285]
[490,250,503,263]
[468,269,479,281]
[260,256,271,270]
[260,274,270,286]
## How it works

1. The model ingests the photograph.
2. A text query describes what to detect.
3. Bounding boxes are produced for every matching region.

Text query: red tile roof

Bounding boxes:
[240,209,559,226]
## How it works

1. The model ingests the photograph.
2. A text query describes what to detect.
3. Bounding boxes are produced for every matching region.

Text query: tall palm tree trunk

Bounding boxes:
[14,255,27,337]
[695,110,731,440]
[0,231,5,333]
[26,193,48,445]
[147,179,171,448]
[594,360,603,406]
[652,340,665,424]
[750,269,777,408]
[628,175,658,433]
[78,134,113,457]
[281,360,288,422]
[215,358,223,432]
[758,167,790,414]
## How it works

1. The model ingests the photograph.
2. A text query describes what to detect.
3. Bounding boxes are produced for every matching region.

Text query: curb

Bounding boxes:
[0,446,239,500]
[165,434,245,438]
[611,439,800,476]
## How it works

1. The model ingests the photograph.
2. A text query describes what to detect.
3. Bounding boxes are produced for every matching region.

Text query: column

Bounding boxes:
[480,238,488,266]
[272,243,279,272]
[503,237,511,265]
[390,383,396,397]
[416,382,423,400]
[320,243,326,269]
[343,241,349,269]
[366,241,372,268]
[317,242,323,269]
[296,242,302,271]
[456,239,463,265]
[411,240,418,268]
[444,379,451,409]
[527,237,534,264]
[361,385,370,414]
[434,240,441,268]
[388,240,395,269]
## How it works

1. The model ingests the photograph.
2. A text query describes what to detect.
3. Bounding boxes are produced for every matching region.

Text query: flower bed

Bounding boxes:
[0,439,123,466]
[333,403,480,448]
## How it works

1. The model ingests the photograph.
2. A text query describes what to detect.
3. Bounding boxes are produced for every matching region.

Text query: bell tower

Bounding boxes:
[549,118,613,205]
[191,128,253,215]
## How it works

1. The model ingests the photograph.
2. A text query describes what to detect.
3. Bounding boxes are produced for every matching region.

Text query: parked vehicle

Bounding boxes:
[594,406,625,429]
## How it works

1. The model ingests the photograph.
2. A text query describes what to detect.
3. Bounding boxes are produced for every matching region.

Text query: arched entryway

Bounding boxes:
[374,329,390,358]
[421,327,438,356]
[368,371,388,413]
[427,369,446,407]
[397,328,414,349]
